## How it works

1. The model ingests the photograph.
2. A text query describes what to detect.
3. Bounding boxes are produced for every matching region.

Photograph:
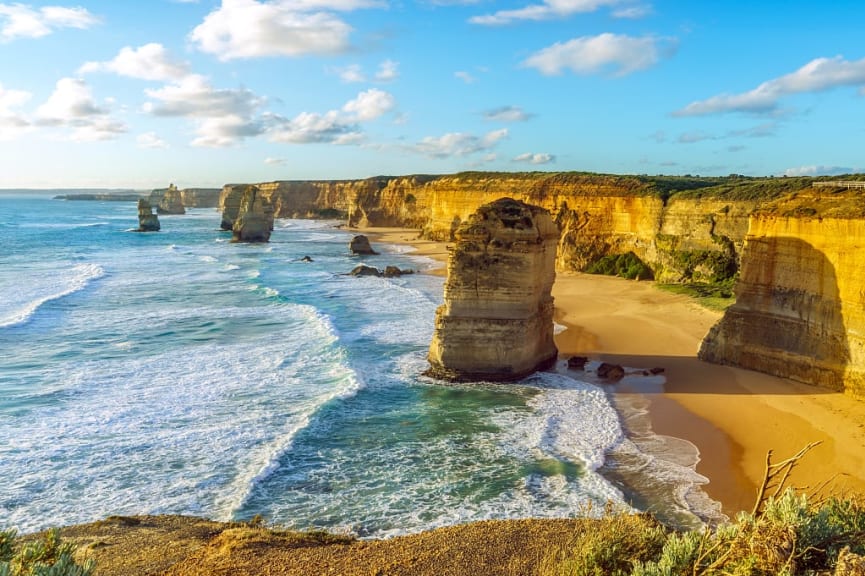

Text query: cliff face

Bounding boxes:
[700,204,865,397]
[426,198,559,381]
[224,174,755,281]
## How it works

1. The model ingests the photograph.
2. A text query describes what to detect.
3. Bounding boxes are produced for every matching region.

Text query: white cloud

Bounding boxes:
[80,43,190,81]
[334,59,398,83]
[783,165,853,177]
[412,128,508,158]
[336,64,365,83]
[455,71,476,84]
[513,152,555,164]
[523,33,670,76]
[137,132,168,149]
[189,0,380,61]
[269,89,395,144]
[36,77,126,141]
[0,83,32,139]
[0,3,98,41]
[264,156,286,165]
[374,59,398,82]
[484,105,532,122]
[143,75,265,147]
[675,55,865,116]
[342,88,395,121]
[470,0,649,25]
[269,110,360,144]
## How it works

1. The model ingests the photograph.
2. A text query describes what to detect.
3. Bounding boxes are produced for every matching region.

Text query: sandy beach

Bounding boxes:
[360,227,865,517]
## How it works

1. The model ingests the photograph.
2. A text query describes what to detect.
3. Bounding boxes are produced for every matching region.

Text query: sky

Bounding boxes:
[1,0,864,189]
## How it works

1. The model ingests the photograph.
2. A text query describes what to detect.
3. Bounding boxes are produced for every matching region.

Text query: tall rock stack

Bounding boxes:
[136,199,160,232]
[426,197,560,381]
[232,185,274,243]
[220,185,244,230]
[157,183,186,215]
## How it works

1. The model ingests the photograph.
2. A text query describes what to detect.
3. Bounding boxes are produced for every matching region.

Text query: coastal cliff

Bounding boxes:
[426,198,559,381]
[222,173,805,282]
[699,188,865,397]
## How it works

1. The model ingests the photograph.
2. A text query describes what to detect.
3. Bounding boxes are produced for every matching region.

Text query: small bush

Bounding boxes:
[586,252,653,281]
[0,528,94,576]
[542,491,865,576]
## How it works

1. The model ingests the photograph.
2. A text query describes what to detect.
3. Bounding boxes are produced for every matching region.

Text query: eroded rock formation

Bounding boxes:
[700,192,865,397]
[426,198,559,382]
[349,235,378,255]
[231,186,274,243]
[136,199,160,232]
[156,184,186,215]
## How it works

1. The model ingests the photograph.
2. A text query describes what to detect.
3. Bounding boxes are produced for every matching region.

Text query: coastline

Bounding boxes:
[358,226,865,517]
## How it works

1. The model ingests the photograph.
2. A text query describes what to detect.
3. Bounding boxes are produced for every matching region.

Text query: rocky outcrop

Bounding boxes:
[700,191,865,397]
[231,186,274,243]
[156,184,185,215]
[426,198,559,382]
[135,199,160,232]
[349,235,378,255]
[348,264,413,277]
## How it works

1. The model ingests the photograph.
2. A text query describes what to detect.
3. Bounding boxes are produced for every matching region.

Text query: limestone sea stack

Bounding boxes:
[157,183,185,215]
[136,199,160,232]
[426,197,560,382]
[220,185,243,230]
[232,185,274,243]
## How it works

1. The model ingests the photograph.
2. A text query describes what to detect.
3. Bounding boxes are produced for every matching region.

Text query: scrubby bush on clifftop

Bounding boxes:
[540,490,865,576]
[0,528,94,576]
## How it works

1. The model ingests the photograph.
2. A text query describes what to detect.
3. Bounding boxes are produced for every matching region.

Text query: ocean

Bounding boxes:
[0,192,723,537]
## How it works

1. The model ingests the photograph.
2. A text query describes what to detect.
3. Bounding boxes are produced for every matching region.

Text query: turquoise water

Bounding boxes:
[0,193,720,536]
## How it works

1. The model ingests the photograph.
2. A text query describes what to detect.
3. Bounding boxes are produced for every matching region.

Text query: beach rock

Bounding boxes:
[156,183,185,215]
[231,185,274,243]
[567,356,588,370]
[596,362,625,381]
[350,235,378,255]
[649,367,665,375]
[426,197,560,382]
[300,255,314,262]
[350,264,382,277]
[136,199,160,232]
[383,266,413,277]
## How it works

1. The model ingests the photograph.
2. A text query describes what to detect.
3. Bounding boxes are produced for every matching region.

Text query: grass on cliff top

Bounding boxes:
[539,490,865,576]
[1,527,95,576]
[444,171,855,203]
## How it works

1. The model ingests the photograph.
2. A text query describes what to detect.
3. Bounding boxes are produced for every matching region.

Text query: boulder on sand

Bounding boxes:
[350,235,378,255]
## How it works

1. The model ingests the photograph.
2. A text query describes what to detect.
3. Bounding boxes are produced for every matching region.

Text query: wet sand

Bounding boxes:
[360,227,865,516]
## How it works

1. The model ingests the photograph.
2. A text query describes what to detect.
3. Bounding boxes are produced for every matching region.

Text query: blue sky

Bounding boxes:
[1,0,864,188]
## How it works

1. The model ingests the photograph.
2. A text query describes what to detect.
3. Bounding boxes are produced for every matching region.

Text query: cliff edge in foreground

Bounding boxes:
[426,198,559,381]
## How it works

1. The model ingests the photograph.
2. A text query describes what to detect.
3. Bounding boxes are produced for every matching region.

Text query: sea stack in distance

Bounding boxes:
[426,197,559,382]
[232,185,274,243]
[136,198,160,232]
[157,183,186,215]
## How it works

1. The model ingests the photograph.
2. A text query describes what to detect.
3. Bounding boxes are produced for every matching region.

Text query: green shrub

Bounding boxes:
[586,252,653,281]
[542,491,865,576]
[0,528,94,576]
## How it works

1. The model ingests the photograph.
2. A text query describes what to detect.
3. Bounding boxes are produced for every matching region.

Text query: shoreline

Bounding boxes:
[358,226,865,518]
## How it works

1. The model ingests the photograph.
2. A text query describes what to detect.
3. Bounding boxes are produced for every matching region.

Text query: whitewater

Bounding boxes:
[0,192,722,536]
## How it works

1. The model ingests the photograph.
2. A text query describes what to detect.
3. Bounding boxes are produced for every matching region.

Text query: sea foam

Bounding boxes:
[0,263,104,329]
